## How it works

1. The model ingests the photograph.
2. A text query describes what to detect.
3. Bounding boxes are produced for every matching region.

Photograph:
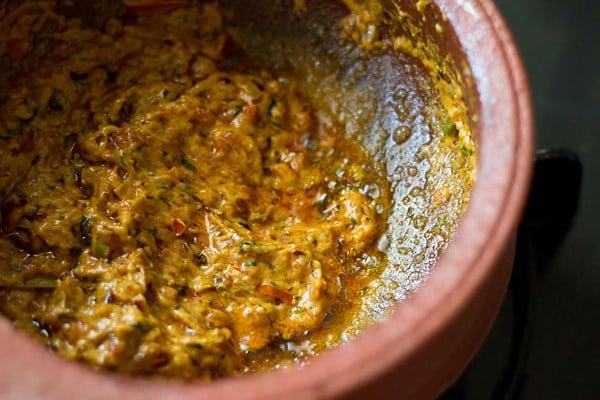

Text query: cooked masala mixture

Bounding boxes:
[0,1,395,378]
[0,0,476,380]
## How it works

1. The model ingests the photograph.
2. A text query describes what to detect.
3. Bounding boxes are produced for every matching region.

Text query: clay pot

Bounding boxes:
[0,0,532,398]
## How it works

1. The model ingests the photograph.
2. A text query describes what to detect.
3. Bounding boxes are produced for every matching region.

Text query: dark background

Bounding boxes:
[468,1,599,399]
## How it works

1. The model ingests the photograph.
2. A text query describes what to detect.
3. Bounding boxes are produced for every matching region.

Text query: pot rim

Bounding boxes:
[0,0,534,399]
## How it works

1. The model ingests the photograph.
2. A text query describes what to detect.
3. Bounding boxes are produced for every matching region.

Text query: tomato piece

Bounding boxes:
[171,218,186,236]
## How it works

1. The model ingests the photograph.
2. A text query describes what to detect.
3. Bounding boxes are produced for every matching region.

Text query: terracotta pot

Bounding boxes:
[0,0,533,398]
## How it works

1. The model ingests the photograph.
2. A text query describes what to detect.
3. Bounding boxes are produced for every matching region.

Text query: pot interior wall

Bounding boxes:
[220,0,477,320]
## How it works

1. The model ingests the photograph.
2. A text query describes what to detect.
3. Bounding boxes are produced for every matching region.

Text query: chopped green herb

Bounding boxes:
[159,193,171,207]
[142,246,154,260]
[180,157,196,171]
[314,193,330,214]
[57,312,77,321]
[93,238,109,258]
[232,105,243,118]
[12,276,58,289]
[243,259,257,267]
[240,240,259,253]
[130,321,143,330]
[443,117,458,137]
[240,240,276,254]
[461,145,472,156]
[267,98,283,129]
[48,94,63,111]
[63,133,77,152]
[79,216,92,246]
[267,98,276,117]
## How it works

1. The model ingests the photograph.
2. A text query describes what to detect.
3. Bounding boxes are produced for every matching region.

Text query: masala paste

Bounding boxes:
[0,1,391,378]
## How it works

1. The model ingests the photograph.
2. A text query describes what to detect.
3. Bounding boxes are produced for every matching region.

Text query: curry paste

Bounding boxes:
[0,1,391,378]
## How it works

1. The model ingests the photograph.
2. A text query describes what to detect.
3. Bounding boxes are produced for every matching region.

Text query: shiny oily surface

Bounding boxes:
[0,0,474,380]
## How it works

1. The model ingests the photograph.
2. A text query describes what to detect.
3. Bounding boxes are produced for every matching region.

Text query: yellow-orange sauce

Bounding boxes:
[0,1,391,378]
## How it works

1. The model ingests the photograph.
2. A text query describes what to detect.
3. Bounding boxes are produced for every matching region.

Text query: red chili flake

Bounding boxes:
[172,218,186,236]
[257,284,294,305]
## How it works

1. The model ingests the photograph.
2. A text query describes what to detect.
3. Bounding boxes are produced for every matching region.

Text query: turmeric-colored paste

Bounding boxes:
[0,1,390,378]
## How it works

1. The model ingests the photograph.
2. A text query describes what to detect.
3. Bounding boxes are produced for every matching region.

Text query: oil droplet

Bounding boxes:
[383,291,395,302]
[395,107,408,120]
[387,279,400,291]
[413,215,428,230]
[427,249,438,261]
[414,252,425,264]
[407,165,418,177]
[393,125,411,144]
[393,88,408,102]
[410,186,425,198]
[397,246,411,256]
